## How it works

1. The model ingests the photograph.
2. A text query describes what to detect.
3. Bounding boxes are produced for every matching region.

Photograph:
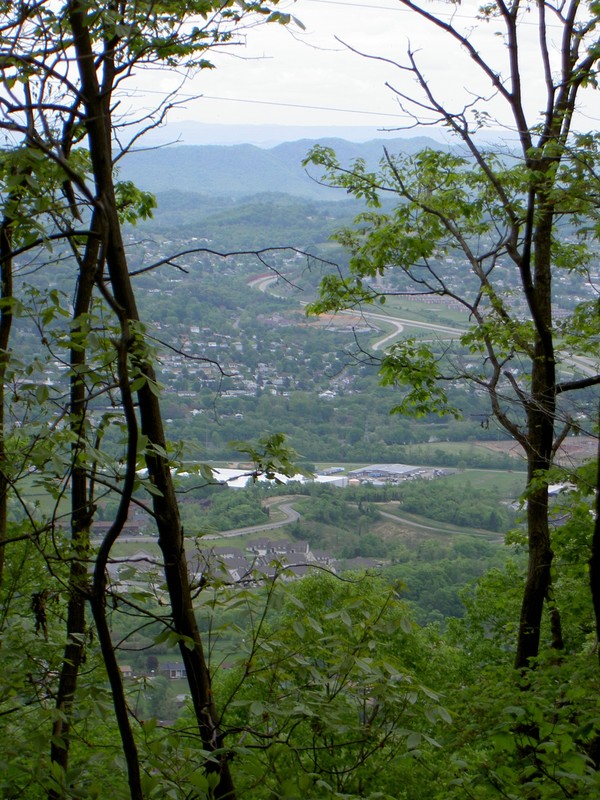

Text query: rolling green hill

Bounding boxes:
[119,136,446,198]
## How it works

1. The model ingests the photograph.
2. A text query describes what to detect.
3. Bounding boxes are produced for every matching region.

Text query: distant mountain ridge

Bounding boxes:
[138,121,456,147]
[119,136,446,199]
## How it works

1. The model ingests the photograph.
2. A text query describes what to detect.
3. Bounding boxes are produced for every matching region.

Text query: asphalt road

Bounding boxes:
[116,500,502,547]
[116,501,300,544]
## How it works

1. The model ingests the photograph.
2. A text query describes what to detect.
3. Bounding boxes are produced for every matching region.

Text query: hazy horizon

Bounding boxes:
[140,120,457,149]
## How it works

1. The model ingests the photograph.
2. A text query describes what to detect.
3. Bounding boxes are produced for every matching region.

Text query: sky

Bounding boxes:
[126,0,600,145]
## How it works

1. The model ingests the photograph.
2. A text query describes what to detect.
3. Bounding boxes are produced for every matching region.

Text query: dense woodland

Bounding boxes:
[0,2,599,800]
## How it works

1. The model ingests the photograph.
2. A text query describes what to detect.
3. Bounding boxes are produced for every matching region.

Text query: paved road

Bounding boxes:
[202,502,300,540]
[249,273,462,350]
[378,509,503,541]
[250,274,599,380]
[248,275,278,292]
[116,501,300,545]
[115,500,503,548]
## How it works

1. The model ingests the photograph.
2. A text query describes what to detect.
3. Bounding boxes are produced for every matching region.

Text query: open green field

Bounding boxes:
[375,503,506,541]
[110,526,291,560]
[110,539,160,559]
[402,439,526,464]
[9,472,72,519]
[198,528,290,550]
[441,468,526,499]
[404,440,519,457]
[384,297,469,327]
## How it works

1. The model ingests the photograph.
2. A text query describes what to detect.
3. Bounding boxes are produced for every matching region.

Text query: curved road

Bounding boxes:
[249,274,462,351]
[117,500,300,545]
[116,498,500,547]
[249,274,598,377]
[378,509,503,541]
[202,502,300,540]
[201,501,498,542]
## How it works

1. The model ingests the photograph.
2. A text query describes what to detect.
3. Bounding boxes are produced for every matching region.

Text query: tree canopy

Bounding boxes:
[306,0,600,670]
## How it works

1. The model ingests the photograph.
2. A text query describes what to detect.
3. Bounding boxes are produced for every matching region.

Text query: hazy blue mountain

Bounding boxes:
[269,136,446,166]
[137,121,455,147]
[119,136,447,199]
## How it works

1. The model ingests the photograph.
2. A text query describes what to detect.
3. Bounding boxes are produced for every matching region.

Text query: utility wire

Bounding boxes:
[200,94,411,118]
[303,0,560,26]
[123,87,412,119]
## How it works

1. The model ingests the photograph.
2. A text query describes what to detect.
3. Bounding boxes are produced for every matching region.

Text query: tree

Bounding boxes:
[0,2,301,798]
[212,572,450,799]
[305,0,600,669]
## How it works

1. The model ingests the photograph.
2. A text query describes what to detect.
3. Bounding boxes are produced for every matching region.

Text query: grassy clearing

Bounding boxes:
[110,539,161,559]
[384,297,469,326]
[406,440,512,456]
[197,528,290,550]
[10,473,72,519]
[375,503,504,541]
[407,440,525,472]
[442,469,526,499]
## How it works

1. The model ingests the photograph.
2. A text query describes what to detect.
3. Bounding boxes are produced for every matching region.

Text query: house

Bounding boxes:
[269,541,310,558]
[190,549,253,585]
[161,662,187,680]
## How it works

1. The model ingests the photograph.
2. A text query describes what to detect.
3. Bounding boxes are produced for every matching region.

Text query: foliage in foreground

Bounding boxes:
[4,514,600,799]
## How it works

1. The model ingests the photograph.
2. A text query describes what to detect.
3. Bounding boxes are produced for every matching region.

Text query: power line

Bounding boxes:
[305,0,458,14]
[200,94,411,118]
[303,0,558,26]
[125,86,412,119]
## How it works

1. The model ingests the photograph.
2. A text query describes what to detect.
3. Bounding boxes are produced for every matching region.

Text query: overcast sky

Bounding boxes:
[126,0,600,144]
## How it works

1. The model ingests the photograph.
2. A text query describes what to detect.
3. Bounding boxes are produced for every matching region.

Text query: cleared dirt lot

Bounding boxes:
[480,436,597,466]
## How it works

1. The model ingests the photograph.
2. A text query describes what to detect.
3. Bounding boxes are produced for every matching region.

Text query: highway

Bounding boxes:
[249,273,598,378]
[249,273,462,351]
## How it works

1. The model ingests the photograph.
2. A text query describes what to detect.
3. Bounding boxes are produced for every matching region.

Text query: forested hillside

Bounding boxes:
[119,136,444,198]
[134,190,366,247]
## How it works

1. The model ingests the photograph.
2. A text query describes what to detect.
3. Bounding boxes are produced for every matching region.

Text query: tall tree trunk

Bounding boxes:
[49,222,99,796]
[587,402,600,770]
[0,198,13,588]
[88,312,144,800]
[589,402,600,664]
[515,448,553,669]
[0,162,31,586]
[68,4,235,795]
[514,207,557,670]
